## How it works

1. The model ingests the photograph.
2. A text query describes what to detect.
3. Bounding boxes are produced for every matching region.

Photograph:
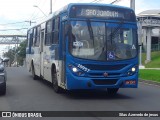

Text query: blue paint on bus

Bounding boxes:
[26,3,139,93]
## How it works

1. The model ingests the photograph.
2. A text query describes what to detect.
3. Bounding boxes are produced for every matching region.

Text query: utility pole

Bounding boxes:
[130,0,135,11]
[25,21,36,26]
[50,0,52,14]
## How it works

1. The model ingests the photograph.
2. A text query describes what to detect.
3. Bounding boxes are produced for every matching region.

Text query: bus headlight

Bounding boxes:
[131,67,136,72]
[72,67,78,73]
[68,64,84,76]
[127,66,138,76]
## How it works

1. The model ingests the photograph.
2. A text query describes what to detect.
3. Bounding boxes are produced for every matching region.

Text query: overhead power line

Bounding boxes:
[91,0,98,2]
[110,0,122,4]
[0,28,28,31]
[91,0,104,3]
[20,0,45,32]
[0,21,28,26]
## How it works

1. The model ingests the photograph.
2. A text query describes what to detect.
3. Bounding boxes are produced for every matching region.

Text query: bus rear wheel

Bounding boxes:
[31,64,38,80]
[52,69,62,93]
[107,88,119,96]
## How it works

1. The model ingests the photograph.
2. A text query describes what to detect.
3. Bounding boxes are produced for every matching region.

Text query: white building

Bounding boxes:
[137,9,160,63]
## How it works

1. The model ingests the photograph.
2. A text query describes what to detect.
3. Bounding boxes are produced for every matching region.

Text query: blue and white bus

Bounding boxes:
[26,3,138,95]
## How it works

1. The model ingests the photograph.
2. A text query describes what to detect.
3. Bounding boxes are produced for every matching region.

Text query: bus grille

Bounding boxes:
[89,73,121,77]
[83,64,127,71]
[92,79,118,85]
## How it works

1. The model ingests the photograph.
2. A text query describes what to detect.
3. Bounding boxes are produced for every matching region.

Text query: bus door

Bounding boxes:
[43,20,53,82]
[33,26,41,77]
[60,21,67,86]
[40,28,45,77]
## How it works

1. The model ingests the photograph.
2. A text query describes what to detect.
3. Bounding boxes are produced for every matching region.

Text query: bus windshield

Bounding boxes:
[69,20,137,61]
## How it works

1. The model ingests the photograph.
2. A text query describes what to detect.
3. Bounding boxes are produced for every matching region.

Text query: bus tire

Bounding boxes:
[31,63,38,80]
[52,67,62,93]
[107,88,119,96]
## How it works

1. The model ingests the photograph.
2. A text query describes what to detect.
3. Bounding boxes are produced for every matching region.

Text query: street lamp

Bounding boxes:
[33,5,47,17]
[50,0,52,14]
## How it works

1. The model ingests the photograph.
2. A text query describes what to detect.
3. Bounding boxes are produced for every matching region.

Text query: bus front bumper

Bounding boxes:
[66,72,138,90]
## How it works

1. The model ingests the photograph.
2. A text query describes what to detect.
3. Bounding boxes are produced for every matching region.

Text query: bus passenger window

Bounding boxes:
[45,20,52,45]
[27,29,33,47]
[36,26,40,46]
[53,17,59,44]
[34,26,40,47]
[29,29,33,47]
[51,19,55,44]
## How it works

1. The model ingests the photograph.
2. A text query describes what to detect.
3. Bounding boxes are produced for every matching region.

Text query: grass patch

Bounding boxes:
[139,69,160,82]
[142,51,160,68]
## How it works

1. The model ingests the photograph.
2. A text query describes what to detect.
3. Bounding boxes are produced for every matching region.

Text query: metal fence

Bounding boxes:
[142,44,160,52]
[151,44,160,51]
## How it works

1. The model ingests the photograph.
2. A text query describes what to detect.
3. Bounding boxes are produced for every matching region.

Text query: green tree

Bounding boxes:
[17,40,27,65]
[3,40,27,66]
[3,49,15,66]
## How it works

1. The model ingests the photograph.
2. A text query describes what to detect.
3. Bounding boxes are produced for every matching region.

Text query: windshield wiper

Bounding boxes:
[87,19,94,47]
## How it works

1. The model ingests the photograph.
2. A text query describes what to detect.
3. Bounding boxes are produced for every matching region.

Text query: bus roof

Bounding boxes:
[60,3,133,15]
[28,3,134,30]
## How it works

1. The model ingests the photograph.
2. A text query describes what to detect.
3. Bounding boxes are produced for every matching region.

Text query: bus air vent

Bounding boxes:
[92,79,118,85]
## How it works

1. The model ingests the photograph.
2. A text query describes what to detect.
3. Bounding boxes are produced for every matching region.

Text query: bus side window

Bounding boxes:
[27,29,33,54]
[27,30,30,47]
[51,19,55,44]
[34,26,40,47]
[33,28,37,46]
[53,17,59,44]
[29,29,33,47]
[45,20,52,46]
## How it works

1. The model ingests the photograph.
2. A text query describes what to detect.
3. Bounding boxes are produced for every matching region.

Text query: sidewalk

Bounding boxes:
[142,68,160,70]
[139,67,160,86]
[139,65,160,70]
[139,79,160,86]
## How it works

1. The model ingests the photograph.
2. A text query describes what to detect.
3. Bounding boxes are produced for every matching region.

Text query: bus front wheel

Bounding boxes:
[107,88,119,96]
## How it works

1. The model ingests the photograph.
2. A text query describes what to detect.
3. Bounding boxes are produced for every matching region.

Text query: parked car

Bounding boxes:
[0,58,9,95]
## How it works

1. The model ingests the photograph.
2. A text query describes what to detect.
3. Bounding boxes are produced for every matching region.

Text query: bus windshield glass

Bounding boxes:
[69,20,137,61]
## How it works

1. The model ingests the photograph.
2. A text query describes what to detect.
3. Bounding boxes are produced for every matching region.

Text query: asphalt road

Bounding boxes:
[0,67,160,120]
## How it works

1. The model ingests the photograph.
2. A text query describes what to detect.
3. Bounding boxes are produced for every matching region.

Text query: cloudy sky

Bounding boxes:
[0,0,160,35]
[0,0,160,56]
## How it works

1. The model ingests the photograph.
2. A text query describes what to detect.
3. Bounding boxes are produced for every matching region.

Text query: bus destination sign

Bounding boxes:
[79,9,120,18]
[70,5,136,21]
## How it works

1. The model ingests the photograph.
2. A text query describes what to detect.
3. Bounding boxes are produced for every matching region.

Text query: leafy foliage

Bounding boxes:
[3,40,27,66]
[3,49,15,66]
[17,40,27,65]
[139,69,160,82]
[142,51,160,68]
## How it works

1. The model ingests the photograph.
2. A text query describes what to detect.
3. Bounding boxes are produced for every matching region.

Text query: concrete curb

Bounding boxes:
[139,79,160,86]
